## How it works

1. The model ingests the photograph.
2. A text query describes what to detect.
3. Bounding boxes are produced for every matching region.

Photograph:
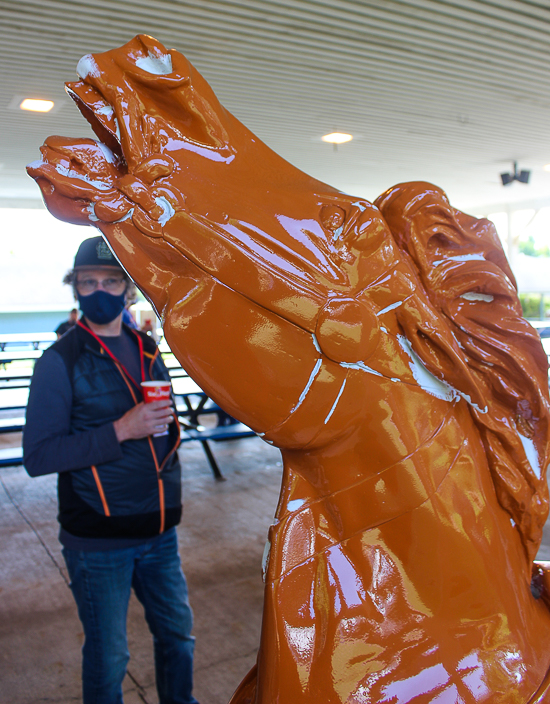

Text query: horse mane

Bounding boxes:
[374,182,550,563]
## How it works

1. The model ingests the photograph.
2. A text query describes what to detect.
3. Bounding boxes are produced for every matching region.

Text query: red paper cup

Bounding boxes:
[141,381,172,436]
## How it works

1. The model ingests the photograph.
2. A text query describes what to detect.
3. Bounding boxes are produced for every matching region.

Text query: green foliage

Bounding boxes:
[519,293,550,319]
[518,236,550,258]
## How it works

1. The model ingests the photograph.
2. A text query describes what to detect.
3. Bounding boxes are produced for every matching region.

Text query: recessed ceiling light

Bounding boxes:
[322,132,353,144]
[544,164,550,172]
[20,98,55,113]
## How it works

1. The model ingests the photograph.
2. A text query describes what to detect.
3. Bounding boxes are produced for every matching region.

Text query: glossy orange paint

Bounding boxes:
[27,35,550,703]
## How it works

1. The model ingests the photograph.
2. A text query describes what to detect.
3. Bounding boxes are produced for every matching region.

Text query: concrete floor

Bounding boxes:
[0,435,282,704]
[3,431,550,704]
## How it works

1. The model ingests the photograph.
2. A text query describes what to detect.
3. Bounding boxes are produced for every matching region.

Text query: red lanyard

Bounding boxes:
[77,320,145,393]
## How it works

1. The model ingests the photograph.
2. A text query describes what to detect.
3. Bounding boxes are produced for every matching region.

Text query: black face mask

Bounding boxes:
[77,290,126,325]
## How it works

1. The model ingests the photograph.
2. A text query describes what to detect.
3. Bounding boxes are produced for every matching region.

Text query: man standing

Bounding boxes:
[54,307,79,338]
[23,236,199,704]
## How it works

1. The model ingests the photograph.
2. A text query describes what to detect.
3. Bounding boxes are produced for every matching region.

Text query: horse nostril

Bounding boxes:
[315,297,380,364]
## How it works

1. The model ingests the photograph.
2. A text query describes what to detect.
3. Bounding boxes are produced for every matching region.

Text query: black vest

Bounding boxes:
[54,324,182,539]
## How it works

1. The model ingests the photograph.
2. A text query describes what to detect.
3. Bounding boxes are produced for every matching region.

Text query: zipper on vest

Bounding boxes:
[114,358,167,534]
[91,465,110,516]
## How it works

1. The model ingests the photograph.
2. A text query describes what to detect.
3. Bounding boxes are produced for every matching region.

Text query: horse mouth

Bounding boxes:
[65,77,126,168]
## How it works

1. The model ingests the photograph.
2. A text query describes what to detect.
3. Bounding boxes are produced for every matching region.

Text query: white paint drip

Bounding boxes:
[519,433,541,479]
[155,196,175,226]
[377,300,403,316]
[135,53,173,75]
[433,253,486,266]
[340,361,383,377]
[86,203,99,221]
[55,164,111,191]
[287,499,305,512]
[76,54,99,79]
[460,292,494,303]
[97,141,115,164]
[324,379,347,424]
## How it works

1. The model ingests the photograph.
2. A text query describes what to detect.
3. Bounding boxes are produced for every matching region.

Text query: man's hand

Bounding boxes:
[113,400,175,443]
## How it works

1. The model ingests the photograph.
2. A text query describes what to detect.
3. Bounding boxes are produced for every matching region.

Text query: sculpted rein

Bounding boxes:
[28,35,550,703]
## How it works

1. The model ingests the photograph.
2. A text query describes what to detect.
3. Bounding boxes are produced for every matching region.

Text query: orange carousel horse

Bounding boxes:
[27,35,550,703]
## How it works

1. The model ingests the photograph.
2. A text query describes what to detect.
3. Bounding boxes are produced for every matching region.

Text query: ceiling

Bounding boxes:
[1,0,550,213]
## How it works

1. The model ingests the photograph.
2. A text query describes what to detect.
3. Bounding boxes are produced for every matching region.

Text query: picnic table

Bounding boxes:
[0,332,56,351]
[0,344,257,479]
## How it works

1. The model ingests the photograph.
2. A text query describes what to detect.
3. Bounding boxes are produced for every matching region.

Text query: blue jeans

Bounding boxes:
[62,528,199,704]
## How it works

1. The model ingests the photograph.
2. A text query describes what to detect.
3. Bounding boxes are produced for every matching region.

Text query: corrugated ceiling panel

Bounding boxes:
[1,0,549,208]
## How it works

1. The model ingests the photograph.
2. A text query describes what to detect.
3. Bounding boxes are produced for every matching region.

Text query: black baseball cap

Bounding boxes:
[74,236,123,270]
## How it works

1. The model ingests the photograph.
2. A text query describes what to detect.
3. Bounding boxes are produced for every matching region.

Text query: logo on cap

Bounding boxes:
[96,240,114,261]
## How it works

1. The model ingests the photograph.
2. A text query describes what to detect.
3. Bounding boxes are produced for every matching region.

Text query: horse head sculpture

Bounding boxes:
[28,35,550,703]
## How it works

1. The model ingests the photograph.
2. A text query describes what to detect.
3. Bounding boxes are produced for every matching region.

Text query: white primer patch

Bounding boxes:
[96,104,114,118]
[261,538,271,582]
[97,141,115,164]
[87,203,99,222]
[340,361,382,377]
[291,359,322,414]
[519,433,541,479]
[77,54,99,79]
[332,225,343,242]
[113,208,134,223]
[26,158,44,170]
[456,391,487,414]
[377,300,403,316]
[324,379,347,424]
[135,53,173,75]
[55,164,111,191]
[433,253,486,267]
[397,335,488,413]
[397,335,457,402]
[287,499,305,512]
[460,292,494,303]
[155,196,175,226]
